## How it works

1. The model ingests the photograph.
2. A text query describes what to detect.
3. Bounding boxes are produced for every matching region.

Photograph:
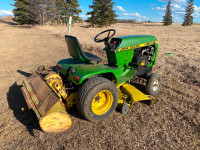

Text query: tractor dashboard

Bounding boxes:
[110,38,122,51]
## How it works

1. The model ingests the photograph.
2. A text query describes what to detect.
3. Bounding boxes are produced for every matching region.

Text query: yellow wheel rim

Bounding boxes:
[92,90,113,115]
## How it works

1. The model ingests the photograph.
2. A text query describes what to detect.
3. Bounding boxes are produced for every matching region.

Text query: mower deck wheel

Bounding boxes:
[77,77,118,121]
[121,103,130,115]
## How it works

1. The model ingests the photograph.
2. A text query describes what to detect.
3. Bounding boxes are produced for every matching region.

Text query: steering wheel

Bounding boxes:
[94,29,116,43]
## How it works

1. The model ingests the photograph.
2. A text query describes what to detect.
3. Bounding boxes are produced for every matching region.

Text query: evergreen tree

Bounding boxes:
[12,0,52,25]
[47,0,60,24]
[87,0,118,27]
[30,0,50,25]
[12,0,82,25]
[182,0,194,26]
[163,0,172,25]
[56,0,82,24]
[12,0,34,24]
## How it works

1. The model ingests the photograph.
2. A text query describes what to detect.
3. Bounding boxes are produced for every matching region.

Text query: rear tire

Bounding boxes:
[77,77,118,121]
[145,73,162,95]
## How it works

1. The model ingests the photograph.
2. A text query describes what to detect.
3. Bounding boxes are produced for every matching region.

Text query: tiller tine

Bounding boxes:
[21,72,72,133]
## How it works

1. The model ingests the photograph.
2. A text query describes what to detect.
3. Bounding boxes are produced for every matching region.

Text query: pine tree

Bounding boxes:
[30,0,50,25]
[12,0,82,25]
[12,0,51,25]
[182,0,194,26]
[87,0,118,27]
[12,0,34,24]
[56,0,82,24]
[47,0,60,24]
[163,0,172,26]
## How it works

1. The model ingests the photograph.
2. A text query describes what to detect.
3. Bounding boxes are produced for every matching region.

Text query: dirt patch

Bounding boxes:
[0,21,200,149]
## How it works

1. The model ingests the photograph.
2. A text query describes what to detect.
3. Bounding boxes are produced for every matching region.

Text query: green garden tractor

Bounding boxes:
[21,29,162,133]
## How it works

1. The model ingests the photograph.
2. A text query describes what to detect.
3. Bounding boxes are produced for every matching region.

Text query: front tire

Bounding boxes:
[77,77,118,121]
[145,73,162,95]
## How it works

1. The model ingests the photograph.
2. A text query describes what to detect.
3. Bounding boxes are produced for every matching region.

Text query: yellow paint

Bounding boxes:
[66,92,77,108]
[92,90,113,115]
[21,107,26,111]
[39,101,72,133]
[147,95,157,104]
[45,73,78,108]
[45,73,68,100]
[117,82,129,107]
[117,88,132,108]
[117,90,124,106]
[121,83,151,109]
[39,112,72,133]
[141,62,145,66]
[116,82,126,89]
[118,41,157,52]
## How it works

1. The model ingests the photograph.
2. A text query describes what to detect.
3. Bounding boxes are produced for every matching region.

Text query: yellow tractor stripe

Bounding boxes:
[118,41,157,52]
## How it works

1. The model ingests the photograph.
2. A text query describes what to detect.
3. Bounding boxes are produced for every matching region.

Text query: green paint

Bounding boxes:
[58,59,137,85]
[116,35,157,50]
[57,35,158,85]
[165,53,174,56]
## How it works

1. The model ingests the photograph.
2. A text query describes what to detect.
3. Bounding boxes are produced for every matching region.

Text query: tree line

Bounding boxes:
[12,0,82,25]
[163,0,195,26]
[12,0,117,27]
[12,0,196,27]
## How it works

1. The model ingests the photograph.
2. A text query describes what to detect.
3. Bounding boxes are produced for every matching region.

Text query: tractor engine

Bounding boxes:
[131,45,155,76]
[132,46,155,67]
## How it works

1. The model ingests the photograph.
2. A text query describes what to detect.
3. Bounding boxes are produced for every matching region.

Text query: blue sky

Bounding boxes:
[1,0,200,23]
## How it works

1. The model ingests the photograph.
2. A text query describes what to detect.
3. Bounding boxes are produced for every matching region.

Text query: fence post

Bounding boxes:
[68,16,72,35]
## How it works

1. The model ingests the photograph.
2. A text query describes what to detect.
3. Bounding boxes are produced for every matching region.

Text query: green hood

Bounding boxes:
[115,35,157,50]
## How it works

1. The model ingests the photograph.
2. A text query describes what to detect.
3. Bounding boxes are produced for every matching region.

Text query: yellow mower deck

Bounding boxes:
[21,73,72,133]
[121,83,150,101]
[118,83,155,108]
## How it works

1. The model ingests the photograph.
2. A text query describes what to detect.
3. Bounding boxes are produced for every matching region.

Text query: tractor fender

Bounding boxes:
[57,59,136,85]
[69,70,118,85]
[68,65,137,85]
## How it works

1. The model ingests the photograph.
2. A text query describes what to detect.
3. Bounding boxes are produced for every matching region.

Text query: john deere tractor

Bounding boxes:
[21,29,162,133]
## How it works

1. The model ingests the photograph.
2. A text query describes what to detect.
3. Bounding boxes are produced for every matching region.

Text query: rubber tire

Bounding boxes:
[145,73,162,95]
[77,77,118,122]
[121,104,130,115]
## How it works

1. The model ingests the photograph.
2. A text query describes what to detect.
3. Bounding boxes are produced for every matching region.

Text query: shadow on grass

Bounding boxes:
[0,19,33,28]
[17,70,32,77]
[67,106,85,120]
[0,19,17,25]
[130,82,146,93]
[7,82,41,136]
[79,25,91,28]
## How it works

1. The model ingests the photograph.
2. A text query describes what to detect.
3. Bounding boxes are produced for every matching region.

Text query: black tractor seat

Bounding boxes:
[65,35,102,63]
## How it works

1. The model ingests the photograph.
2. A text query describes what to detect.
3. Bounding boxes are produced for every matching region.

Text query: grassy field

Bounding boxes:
[0,17,200,149]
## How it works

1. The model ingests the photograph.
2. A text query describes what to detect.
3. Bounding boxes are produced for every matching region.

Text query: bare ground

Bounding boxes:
[0,19,200,150]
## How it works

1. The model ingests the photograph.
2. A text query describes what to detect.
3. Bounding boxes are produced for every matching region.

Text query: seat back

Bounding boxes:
[65,35,89,62]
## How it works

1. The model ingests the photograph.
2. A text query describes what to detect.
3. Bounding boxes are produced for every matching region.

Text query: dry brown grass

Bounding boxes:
[0,20,200,149]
